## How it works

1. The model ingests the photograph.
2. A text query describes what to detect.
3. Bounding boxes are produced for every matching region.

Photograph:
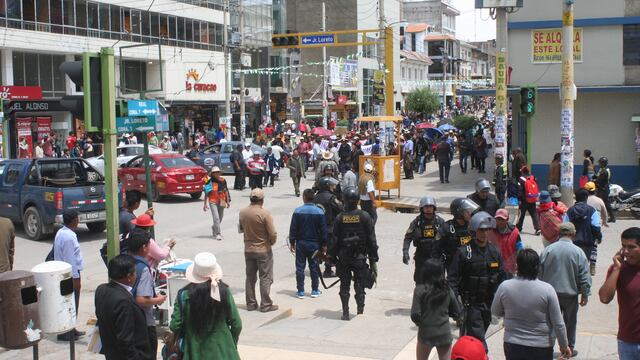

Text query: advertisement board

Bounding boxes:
[532,28,583,63]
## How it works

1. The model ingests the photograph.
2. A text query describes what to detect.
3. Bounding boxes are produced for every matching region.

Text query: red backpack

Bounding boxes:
[523,176,540,203]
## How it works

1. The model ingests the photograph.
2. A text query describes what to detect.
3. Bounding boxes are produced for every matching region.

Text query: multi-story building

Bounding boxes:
[402,0,459,36]
[506,0,639,188]
[0,0,239,157]
[285,0,402,121]
[470,39,496,82]
[398,23,432,107]
[458,41,474,80]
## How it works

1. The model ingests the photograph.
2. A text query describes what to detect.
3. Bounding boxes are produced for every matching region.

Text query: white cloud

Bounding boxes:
[453,0,496,42]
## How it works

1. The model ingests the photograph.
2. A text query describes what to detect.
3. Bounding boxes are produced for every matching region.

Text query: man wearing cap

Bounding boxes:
[540,222,592,357]
[548,184,568,214]
[203,167,231,241]
[467,178,501,217]
[491,209,523,278]
[358,163,377,224]
[585,181,609,228]
[238,188,279,312]
[450,336,488,360]
[54,209,85,341]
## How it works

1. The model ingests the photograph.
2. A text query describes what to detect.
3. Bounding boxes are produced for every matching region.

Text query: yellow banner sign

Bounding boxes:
[531,28,583,63]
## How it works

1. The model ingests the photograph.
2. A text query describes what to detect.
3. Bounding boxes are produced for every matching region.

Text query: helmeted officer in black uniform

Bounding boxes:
[402,196,447,282]
[314,176,343,278]
[467,178,501,216]
[329,187,379,321]
[442,198,480,270]
[447,211,505,350]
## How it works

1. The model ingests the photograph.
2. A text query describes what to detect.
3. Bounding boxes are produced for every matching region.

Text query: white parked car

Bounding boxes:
[86,144,164,174]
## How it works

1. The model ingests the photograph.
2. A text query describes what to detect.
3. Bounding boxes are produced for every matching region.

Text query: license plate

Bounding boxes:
[86,212,101,220]
[186,175,195,180]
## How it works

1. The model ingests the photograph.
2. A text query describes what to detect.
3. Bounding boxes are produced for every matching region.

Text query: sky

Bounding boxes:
[452,0,496,42]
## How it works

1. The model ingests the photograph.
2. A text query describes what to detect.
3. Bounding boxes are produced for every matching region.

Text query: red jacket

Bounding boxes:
[491,224,521,274]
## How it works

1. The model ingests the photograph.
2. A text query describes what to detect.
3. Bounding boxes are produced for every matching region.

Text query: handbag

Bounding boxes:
[161,291,186,360]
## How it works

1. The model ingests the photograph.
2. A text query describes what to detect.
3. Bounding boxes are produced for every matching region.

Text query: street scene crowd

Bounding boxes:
[0,100,638,360]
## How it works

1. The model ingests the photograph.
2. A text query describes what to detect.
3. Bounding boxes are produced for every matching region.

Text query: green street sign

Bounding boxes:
[116,116,156,133]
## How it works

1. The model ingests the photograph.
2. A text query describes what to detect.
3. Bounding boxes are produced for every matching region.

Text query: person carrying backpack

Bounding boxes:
[537,191,563,247]
[516,166,540,235]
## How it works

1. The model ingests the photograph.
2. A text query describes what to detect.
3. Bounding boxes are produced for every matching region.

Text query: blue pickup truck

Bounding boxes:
[0,158,109,240]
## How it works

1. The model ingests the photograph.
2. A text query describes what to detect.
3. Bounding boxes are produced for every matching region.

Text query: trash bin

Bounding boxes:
[0,270,41,349]
[31,261,76,335]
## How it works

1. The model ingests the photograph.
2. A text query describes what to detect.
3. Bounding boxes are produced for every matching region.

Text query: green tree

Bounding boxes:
[452,115,478,130]
[404,88,440,116]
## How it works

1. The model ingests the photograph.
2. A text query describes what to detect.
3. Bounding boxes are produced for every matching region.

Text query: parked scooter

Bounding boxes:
[609,184,640,219]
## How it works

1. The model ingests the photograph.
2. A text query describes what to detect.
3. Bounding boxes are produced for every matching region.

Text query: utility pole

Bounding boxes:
[560,0,576,205]
[224,0,232,141]
[494,8,509,163]
[441,49,447,114]
[322,2,328,128]
[100,47,120,261]
[239,0,246,141]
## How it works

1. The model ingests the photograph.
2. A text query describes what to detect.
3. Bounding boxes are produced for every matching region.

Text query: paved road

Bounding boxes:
[1,159,625,359]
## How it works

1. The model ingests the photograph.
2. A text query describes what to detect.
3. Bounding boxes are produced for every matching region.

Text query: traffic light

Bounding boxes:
[59,52,103,131]
[271,30,299,48]
[520,86,536,116]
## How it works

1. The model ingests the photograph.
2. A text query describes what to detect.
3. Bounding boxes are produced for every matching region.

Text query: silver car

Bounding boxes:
[86,144,164,174]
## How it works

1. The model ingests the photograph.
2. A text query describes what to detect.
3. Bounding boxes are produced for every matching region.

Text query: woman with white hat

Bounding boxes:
[203,167,231,241]
[170,252,242,359]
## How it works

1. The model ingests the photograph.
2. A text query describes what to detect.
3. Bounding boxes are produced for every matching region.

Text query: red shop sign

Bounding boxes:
[0,86,43,100]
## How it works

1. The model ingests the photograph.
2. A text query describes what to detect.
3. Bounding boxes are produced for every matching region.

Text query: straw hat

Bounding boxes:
[322,151,334,160]
[185,252,224,301]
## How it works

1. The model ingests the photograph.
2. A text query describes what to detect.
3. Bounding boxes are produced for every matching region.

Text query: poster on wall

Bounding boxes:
[531,28,583,63]
[36,117,52,141]
[16,117,33,159]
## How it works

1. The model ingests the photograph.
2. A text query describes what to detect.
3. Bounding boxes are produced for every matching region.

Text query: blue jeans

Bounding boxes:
[295,240,320,292]
[460,154,468,172]
[618,340,640,360]
[418,155,426,173]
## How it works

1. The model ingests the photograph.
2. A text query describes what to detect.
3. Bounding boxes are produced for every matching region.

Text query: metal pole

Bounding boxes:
[100,47,120,261]
[224,0,232,141]
[560,0,576,206]
[239,0,246,141]
[0,98,7,159]
[442,51,447,114]
[32,343,38,360]
[494,8,509,163]
[142,134,154,238]
[322,2,328,128]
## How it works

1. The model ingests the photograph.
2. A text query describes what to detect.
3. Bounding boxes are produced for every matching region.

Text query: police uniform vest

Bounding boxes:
[412,216,445,259]
[446,220,473,247]
[337,209,369,260]
[459,242,502,304]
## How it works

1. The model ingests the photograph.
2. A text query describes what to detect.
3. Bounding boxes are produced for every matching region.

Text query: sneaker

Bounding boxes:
[570,349,578,358]
[296,291,305,299]
[311,290,321,298]
[215,234,223,241]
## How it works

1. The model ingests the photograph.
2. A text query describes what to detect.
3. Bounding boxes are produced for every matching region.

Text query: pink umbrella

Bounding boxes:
[311,127,333,136]
[416,122,435,129]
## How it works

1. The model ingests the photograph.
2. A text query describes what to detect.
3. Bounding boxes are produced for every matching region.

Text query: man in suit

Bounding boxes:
[95,254,153,360]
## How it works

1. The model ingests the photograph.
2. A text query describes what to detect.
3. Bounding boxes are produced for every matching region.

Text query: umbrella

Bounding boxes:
[424,127,443,139]
[416,122,435,130]
[438,124,457,132]
[284,119,296,125]
[310,127,333,136]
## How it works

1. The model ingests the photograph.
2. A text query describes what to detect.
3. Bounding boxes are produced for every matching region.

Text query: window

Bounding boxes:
[122,60,146,93]
[3,165,21,186]
[13,52,66,97]
[36,0,49,23]
[110,5,120,38]
[624,24,640,66]
[22,0,35,22]
[141,11,150,40]
[150,13,159,37]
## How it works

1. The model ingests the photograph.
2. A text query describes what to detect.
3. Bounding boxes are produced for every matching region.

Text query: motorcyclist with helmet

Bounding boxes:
[467,178,501,216]
[447,211,505,349]
[442,198,481,270]
[313,176,344,278]
[328,187,379,321]
[402,196,447,282]
[594,156,615,223]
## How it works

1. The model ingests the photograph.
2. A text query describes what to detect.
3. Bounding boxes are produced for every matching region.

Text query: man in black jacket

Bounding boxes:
[467,178,501,217]
[95,254,153,360]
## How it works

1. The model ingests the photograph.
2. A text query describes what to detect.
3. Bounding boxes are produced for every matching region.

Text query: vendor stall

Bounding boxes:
[357,116,402,199]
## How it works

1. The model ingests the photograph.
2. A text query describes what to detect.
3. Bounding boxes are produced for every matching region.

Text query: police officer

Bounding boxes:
[314,176,344,278]
[447,211,505,349]
[442,198,480,270]
[402,196,446,282]
[329,187,379,321]
[467,178,501,216]
[595,156,614,222]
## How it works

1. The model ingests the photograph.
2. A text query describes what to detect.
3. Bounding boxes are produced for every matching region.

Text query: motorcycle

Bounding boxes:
[609,184,640,219]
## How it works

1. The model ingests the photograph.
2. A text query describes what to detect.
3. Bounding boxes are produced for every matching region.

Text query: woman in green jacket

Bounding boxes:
[170,252,242,359]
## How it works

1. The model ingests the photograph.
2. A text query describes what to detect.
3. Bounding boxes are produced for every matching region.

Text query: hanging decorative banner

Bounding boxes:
[16,117,33,159]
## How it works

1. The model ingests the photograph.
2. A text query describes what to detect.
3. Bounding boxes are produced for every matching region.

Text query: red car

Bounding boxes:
[118,153,206,201]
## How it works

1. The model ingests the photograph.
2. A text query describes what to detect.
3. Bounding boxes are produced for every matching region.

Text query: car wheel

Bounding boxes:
[23,206,44,241]
[87,221,107,233]
[190,191,202,200]
[151,185,162,202]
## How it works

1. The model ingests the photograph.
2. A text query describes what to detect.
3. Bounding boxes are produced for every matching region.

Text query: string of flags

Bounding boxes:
[234,52,365,75]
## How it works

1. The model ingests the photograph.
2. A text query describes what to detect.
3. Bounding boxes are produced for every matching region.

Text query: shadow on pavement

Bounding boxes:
[312,309,344,320]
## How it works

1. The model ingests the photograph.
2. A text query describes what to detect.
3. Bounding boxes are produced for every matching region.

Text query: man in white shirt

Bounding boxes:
[358,163,377,224]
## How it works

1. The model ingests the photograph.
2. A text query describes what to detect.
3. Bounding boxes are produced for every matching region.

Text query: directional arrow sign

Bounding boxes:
[116,116,156,134]
[301,34,335,46]
[127,100,158,117]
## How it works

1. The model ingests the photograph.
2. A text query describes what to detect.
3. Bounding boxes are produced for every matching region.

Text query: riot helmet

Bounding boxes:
[318,176,339,191]
[419,196,437,210]
[468,211,497,231]
[450,198,480,220]
[598,156,608,167]
[475,178,492,193]
[342,186,360,211]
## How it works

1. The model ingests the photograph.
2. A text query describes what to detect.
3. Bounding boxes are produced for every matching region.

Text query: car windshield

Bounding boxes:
[159,157,196,168]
